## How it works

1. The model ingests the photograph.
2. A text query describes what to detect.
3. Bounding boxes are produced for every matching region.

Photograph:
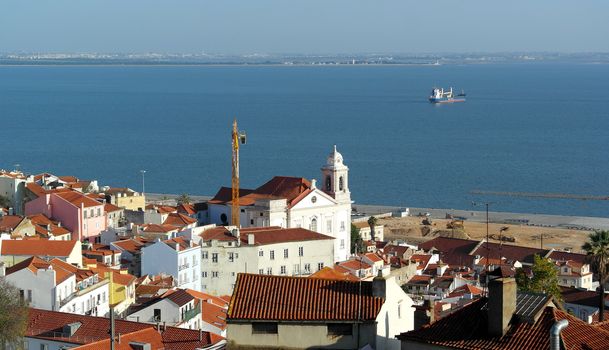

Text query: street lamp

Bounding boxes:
[140,170,146,195]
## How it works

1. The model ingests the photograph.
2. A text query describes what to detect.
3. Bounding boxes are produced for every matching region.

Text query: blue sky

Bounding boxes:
[1,0,608,53]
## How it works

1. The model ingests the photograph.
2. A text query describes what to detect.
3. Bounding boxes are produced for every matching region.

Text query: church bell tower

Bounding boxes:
[321,145,351,205]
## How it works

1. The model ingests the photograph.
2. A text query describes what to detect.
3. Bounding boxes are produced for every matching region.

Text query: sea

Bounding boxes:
[1,63,609,217]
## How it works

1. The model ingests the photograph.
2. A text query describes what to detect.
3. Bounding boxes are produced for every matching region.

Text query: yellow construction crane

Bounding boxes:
[231,119,246,227]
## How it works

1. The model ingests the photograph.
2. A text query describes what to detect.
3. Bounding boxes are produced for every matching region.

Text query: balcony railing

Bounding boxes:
[178,263,190,271]
[182,306,201,321]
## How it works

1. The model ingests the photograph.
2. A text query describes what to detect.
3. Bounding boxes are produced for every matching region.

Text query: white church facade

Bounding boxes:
[205,146,352,262]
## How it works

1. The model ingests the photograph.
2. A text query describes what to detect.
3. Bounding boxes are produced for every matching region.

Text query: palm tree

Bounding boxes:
[367,216,378,241]
[582,230,609,322]
[176,193,191,205]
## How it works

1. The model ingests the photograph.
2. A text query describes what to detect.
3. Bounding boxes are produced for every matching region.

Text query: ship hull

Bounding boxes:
[429,97,466,104]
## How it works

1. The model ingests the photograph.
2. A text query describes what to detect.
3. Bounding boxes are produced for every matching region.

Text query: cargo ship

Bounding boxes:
[429,87,466,103]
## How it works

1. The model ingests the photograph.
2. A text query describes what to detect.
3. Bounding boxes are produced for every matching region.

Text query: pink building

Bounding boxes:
[25,191,106,242]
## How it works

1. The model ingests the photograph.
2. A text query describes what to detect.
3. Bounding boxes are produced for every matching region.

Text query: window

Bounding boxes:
[327,220,332,233]
[193,269,197,281]
[97,208,101,216]
[84,211,88,219]
[327,323,352,336]
[229,252,234,262]
[339,176,344,191]
[340,239,345,249]
[27,290,32,302]
[259,269,264,274]
[90,209,94,218]
[193,255,197,266]
[267,267,272,275]
[340,221,345,232]
[310,218,318,232]
[304,264,311,273]
[283,249,288,259]
[325,176,332,191]
[154,309,161,321]
[241,209,245,213]
[293,264,300,275]
[398,302,402,319]
[202,271,208,278]
[202,251,208,259]
[252,322,278,334]
[212,271,219,278]
[298,246,304,257]
[212,253,218,263]
[317,262,324,271]
[280,266,287,275]
[250,219,254,225]
[40,344,49,350]
[259,250,264,257]
[270,250,275,260]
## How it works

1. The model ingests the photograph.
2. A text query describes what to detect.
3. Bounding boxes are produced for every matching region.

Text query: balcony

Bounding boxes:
[178,263,190,271]
[182,305,201,322]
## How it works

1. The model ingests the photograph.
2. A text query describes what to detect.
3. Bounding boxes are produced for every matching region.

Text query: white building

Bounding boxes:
[141,237,202,291]
[126,289,202,330]
[227,273,414,350]
[556,260,594,291]
[0,256,109,317]
[199,226,335,296]
[0,170,27,215]
[205,146,352,262]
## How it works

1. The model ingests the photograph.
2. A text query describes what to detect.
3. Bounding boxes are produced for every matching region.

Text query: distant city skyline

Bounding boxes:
[1,0,608,54]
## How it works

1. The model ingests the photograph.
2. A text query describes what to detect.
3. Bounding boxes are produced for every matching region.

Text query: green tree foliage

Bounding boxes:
[0,195,10,208]
[0,279,29,348]
[176,193,191,205]
[582,230,609,322]
[367,216,378,241]
[351,224,363,254]
[515,254,562,302]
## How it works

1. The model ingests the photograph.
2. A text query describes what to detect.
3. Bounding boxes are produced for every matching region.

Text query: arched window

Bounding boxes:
[220,213,228,225]
[310,217,318,232]
[326,176,332,191]
[339,176,344,191]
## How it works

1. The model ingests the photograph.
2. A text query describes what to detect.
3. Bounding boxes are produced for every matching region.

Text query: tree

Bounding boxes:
[176,193,191,205]
[0,195,10,208]
[515,254,562,302]
[351,224,363,254]
[0,279,29,348]
[367,216,378,241]
[582,230,609,322]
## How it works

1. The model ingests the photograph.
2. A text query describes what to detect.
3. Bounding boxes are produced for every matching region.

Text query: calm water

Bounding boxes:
[1,63,609,217]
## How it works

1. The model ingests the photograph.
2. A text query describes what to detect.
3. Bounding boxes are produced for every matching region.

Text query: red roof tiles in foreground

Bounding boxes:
[0,239,78,257]
[229,273,384,321]
[398,297,609,350]
[26,308,223,350]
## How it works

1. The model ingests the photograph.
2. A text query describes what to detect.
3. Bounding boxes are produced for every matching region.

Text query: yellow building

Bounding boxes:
[84,259,136,316]
[103,187,146,211]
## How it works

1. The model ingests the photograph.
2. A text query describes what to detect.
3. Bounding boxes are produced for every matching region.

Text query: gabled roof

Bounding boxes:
[163,213,197,227]
[561,286,609,308]
[177,203,196,215]
[28,214,71,237]
[55,191,103,208]
[209,176,311,207]
[104,202,122,213]
[0,215,25,232]
[163,236,197,250]
[26,308,223,349]
[142,224,179,233]
[185,289,229,330]
[200,226,334,245]
[5,256,73,284]
[448,284,484,298]
[112,238,147,254]
[228,273,384,321]
[309,266,360,281]
[162,289,195,307]
[0,239,78,257]
[72,327,164,350]
[145,204,177,214]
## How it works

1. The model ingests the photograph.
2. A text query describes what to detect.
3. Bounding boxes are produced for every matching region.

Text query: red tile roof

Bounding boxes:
[55,191,103,208]
[200,226,333,245]
[309,266,360,281]
[0,215,25,232]
[185,289,229,330]
[145,204,177,214]
[163,212,197,227]
[0,239,78,257]
[177,203,196,215]
[561,286,609,308]
[209,176,311,207]
[112,238,147,254]
[229,273,384,321]
[142,224,179,233]
[5,256,73,284]
[26,308,223,349]
[104,202,122,213]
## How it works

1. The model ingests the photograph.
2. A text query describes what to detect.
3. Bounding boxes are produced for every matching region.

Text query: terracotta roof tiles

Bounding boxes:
[0,239,78,257]
[229,273,384,321]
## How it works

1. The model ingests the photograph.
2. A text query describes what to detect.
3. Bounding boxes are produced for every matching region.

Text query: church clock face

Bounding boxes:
[311,196,317,203]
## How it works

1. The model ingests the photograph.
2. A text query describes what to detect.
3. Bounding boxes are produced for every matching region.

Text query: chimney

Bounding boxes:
[232,228,241,246]
[311,179,317,189]
[487,276,517,337]
[426,299,436,324]
[248,233,255,245]
[118,333,121,344]
[372,271,386,298]
[0,262,6,277]
[199,328,203,342]
[551,319,569,350]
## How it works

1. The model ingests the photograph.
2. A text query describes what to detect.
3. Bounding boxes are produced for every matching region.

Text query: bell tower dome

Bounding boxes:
[321,145,351,205]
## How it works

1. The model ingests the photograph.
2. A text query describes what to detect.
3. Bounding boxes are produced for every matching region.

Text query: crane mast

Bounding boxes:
[231,120,246,227]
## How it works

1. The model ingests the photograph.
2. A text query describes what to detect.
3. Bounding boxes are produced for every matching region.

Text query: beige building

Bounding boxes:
[227,273,414,350]
[103,187,146,211]
[353,220,385,242]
